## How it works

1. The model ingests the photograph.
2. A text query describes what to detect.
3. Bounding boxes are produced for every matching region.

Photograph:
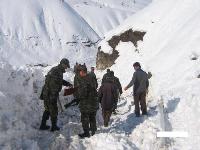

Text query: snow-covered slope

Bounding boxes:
[67,0,152,37]
[99,0,200,149]
[0,0,100,66]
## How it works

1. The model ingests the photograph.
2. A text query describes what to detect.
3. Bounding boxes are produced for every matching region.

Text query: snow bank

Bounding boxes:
[0,61,44,149]
[98,0,200,149]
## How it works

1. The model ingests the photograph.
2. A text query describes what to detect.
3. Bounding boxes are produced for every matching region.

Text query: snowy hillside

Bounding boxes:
[0,0,100,66]
[99,0,200,149]
[67,0,152,37]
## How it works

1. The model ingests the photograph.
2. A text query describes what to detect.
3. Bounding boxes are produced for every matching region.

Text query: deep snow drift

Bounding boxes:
[99,0,200,149]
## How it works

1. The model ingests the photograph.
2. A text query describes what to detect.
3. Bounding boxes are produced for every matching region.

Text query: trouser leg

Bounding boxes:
[89,112,97,135]
[140,92,147,114]
[134,94,140,116]
[40,110,50,130]
[103,110,112,127]
[81,112,90,133]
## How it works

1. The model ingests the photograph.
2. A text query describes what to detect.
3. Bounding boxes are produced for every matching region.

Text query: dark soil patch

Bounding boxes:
[96,29,146,70]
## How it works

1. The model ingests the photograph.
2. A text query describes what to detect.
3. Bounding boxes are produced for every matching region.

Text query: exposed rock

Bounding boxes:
[96,29,146,70]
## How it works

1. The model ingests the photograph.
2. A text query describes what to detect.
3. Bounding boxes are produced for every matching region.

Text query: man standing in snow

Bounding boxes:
[76,65,99,138]
[124,62,149,117]
[89,67,98,89]
[110,71,122,114]
[39,58,72,131]
[98,76,118,127]
[73,62,79,74]
[101,69,111,84]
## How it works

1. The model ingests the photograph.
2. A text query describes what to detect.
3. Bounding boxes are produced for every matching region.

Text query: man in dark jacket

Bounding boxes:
[98,78,118,127]
[76,65,99,138]
[124,62,149,117]
[101,69,111,84]
[110,71,122,114]
[39,58,72,131]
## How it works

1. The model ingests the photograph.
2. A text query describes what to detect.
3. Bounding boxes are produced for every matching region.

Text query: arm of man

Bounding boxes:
[62,80,72,87]
[116,78,123,94]
[125,72,136,90]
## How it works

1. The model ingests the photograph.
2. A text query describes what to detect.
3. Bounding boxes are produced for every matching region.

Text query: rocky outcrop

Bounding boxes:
[96,29,146,70]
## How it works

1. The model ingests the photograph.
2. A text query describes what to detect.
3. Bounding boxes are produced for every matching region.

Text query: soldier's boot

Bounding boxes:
[142,110,148,115]
[135,111,140,117]
[39,111,50,130]
[51,118,60,132]
[78,130,90,138]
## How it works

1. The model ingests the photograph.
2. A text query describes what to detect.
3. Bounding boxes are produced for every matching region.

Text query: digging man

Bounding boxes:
[39,58,72,131]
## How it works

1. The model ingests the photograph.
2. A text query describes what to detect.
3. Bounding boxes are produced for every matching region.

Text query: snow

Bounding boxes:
[0,0,200,149]
[0,0,100,66]
[67,0,152,37]
[99,0,200,149]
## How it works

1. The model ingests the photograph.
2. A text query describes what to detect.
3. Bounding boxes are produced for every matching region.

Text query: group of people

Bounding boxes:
[39,58,150,139]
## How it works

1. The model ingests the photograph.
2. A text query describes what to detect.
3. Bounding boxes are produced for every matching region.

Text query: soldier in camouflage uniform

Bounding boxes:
[75,65,99,138]
[39,58,72,131]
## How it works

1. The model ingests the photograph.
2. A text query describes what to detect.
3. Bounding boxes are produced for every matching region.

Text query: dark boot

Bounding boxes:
[51,118,60,132]
[78,130,90,138]
[142,111,148,115]
[39,111,50,130]
[91,130,96,136]
[135,112,140,117]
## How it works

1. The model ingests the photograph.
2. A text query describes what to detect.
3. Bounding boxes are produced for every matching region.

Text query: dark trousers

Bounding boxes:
[134,91,147,115]
[43,100,58,122]
[113,90,120,111]
[102,110,112,126]
[81,111,97,132]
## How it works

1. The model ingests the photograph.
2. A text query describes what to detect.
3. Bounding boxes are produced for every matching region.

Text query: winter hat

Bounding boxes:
[60,58,70,68]
[133,62,141,68]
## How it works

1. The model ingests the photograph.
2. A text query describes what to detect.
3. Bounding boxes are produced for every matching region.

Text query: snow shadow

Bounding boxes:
[164,97,180,131]
[110,108,158,135]
[166,98,180,114]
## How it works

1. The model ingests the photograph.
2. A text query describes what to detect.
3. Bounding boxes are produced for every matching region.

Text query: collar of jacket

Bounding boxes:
[58,64,65,73]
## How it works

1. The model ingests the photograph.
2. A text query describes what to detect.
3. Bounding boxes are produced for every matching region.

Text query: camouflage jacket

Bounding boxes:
[75,74,99,112]
[40,64,71,101]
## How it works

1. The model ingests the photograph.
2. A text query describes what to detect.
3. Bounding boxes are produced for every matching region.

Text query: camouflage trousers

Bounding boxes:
[43,99,58,121]
[80,111,97,132]
[134,91,147,115]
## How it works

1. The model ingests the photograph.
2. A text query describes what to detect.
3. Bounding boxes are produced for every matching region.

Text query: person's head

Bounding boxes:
[91,67,95,72]
[133,62,141,70]
[110,71,114,77]
[60,58,70,70]
[107,69,111,73]
[79,65,87,77]
[76,62,78,65]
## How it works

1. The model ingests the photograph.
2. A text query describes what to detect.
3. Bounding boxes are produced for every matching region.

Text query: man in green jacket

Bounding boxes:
[75,65,99,138]
[124,62,149,117]
[39,58,72,131]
